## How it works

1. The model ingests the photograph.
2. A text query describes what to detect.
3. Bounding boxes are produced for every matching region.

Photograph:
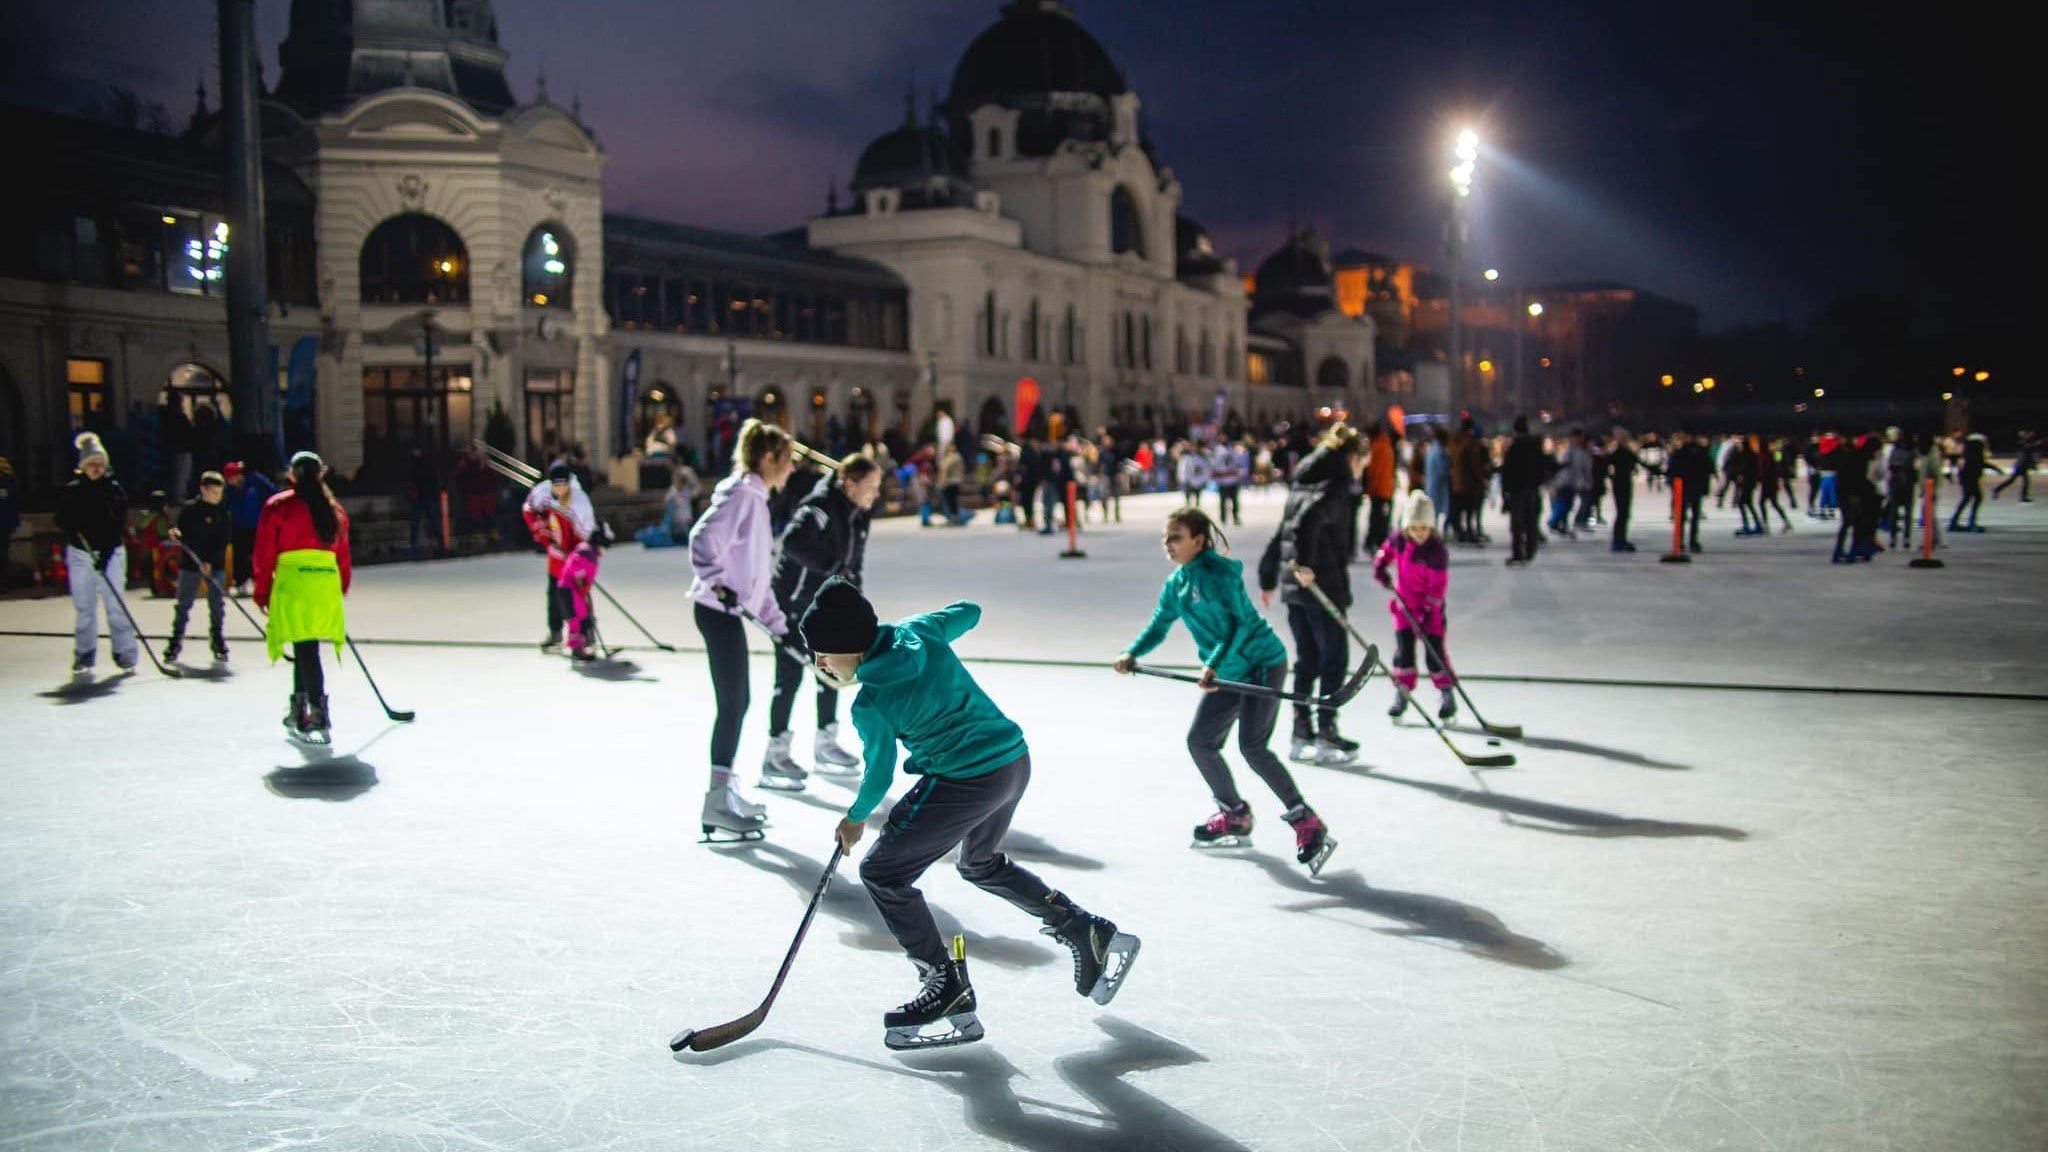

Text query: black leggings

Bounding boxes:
[546,573,570,634]
[1186,663,1305,811]
[292,641,324,696]
[695,603,750,767]
[1285,601,1348,727]
[769,645,840,736]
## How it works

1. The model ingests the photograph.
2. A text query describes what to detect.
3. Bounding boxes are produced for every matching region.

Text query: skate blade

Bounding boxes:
[1286,746,1318,765]
[1191,835,1252,850]
[1303,837,1339,878]
[699,825,766,845]
[885,1012,984,1050]
[1315,751,1358,766]
[1088,934,1141,1005]
[756,775,808,792]
[811,760,861,776]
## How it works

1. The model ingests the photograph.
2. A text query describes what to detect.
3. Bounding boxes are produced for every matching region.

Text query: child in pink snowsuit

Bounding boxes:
[558,529,607,661]
[1371,492,1459,721]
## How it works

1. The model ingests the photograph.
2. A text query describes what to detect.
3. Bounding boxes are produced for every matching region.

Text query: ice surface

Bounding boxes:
[3,483,2046,1150]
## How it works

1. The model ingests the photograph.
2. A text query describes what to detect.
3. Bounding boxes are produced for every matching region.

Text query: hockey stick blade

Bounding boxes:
[1481,722,1524,740]
[1321,643,1380,708]
[1455,748,1518,769]
[345,637,417,722]
[668,842,844,1056]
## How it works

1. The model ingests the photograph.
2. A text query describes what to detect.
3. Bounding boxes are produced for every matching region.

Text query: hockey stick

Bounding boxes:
[344,635,416,722]
[80,545,180,679]
[1382,590,1522,739]
[729,599,806,661]
[591,582,678,653]
[1304,583,1514,769]
[1130,649,1375,709]
[670,841,845,1053]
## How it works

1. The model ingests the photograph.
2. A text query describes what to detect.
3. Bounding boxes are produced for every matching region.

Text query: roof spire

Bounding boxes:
[827,177,840,214]
[903,76,918,127]
[535,58,550,106]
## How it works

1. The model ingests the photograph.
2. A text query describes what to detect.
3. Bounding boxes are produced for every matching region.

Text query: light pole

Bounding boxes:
[1446,129,1477,409]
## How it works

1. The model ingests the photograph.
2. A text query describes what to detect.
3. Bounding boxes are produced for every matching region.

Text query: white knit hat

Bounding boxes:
[1404,490,1437,527]
[74,431,108,469]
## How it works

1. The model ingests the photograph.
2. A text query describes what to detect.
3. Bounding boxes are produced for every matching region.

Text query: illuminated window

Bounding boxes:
[360,214,468,305]
[522,225,574,309]
[66,358,110,427]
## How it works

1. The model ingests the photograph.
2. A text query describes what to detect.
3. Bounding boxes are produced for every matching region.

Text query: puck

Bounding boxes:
[1486,739,1502,747]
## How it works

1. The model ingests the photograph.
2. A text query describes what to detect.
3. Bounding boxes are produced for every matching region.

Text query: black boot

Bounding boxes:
[1040,892,1140,1005]
[210,634,228,662]
[1318,718,1359,753]
[882,952,980,1050]
[283,693,308,737]
[163,635,183,664]
[305,694,331,744]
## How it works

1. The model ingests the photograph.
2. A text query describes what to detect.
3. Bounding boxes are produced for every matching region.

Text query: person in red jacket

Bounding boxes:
[522,462,594,651]
[254,452,352,745]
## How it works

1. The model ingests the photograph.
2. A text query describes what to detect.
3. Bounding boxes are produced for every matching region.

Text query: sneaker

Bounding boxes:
[759,733,808,791]
[1438,688,1458,721]
[813,723,861,774]
[1039,893,1140,1005]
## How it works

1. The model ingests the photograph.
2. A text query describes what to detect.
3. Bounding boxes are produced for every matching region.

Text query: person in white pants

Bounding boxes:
[54,432,138,673]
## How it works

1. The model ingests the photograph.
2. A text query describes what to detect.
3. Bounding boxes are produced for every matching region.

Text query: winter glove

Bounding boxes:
[713,585,737,609]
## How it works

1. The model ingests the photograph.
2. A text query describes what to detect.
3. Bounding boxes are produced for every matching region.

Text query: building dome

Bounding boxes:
[1176,214,1224,278]
[948,1,1127,112]
[1252,228,1337,319]
[852,108,969,192]
[277,0,515,116]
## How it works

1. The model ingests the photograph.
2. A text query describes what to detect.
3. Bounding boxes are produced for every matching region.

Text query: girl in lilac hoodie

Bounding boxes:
[1373,492,1458,721]
[688,418,795,840]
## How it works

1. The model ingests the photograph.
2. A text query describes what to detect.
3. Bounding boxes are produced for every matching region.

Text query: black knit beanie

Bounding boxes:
[801,577,878,655]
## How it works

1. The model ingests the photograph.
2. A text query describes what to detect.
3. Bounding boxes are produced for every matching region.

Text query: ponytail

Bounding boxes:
[731,418,793,477]
[290,452,340,545]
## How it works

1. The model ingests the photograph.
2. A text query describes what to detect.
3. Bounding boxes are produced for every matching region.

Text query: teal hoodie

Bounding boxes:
[1124,548,1288,682]
[845,601,1028,824]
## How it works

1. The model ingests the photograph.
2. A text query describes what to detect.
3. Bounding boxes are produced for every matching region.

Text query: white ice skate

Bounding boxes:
[1313,735,1357,766]
[812,723,861,775]
[759,733,808,792]
[700,782,767,843]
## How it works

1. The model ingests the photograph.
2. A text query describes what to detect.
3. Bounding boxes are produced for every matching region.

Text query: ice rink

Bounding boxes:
[4,482,2045,1151]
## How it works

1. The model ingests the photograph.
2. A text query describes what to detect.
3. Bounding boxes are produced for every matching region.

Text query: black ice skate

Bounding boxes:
[163,637,183,664]
[210,636,229,662]
[539,631,562,653]
[285,693,331,746]
[1284,805,1338,877]
[1315,720,1359,766]
[883,937,983,1050]
[1191,801,1253,849]
[1388,687,1409,718]
[1438,688,1457,721]
[1286,714,1317,764]
[1040,892,1141,1005]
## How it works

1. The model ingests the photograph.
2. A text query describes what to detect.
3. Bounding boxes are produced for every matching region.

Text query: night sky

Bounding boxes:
[2,1,2019,332]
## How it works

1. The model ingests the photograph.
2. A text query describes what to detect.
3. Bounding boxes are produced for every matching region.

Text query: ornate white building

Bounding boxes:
[1,0,1385,503]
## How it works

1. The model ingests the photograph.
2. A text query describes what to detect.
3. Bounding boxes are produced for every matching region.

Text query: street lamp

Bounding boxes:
[1446,128,1478,410]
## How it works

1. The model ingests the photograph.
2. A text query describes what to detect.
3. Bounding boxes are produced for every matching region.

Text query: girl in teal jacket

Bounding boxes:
[1115,507,1335,873]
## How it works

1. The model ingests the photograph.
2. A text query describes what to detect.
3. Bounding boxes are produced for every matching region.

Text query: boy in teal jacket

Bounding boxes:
[1114,507,1336,873]
[803,579,1139,1050]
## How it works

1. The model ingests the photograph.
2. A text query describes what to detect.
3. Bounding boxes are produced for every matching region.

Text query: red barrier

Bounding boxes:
[440,491,453,552]
[1909,476,1944,569]
[1059,480,1086,559]
[1659,476,1691,564]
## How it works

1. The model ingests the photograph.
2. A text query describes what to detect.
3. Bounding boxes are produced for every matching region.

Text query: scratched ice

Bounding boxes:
[4,485,2045,1150]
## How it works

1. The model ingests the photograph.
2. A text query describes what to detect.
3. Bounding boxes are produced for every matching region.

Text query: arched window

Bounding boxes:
[360,214,469,305]
[1110,186,1145,257]
[1317,356,1350,392]
[982,290,997,358]
[522,223,574,308]
[988,129,1002,159]
[1122,313,1136,368]
[1025,298,1041,361]
[1062,305,1078,364]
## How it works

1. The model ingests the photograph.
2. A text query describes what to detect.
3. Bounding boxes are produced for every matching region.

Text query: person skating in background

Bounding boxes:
[164,470,232,664]
[0,455,18,591]
[557,524,611,662]
[1257,422,1366,766]
[808,579,1140,1050]
[1500,417,1547,566]
[1833,433,1882,562]
[1453,419,1492,544]
[55,432,136,675]
[1425,426,1453,536]
[1665,430,1713,553]
[523,462,596,651]
[1948,433,1999,533]
[1375,492,1458,721]
[1118,507,1337,873]
[1209,437,1246,526]
[689,418,796,838]
[1993,430,2036,502]
[222,460,277,596]
[1177,440,1211,509]
[1729,435,1762,536]
[1759,437,1795,535]
[1815,432,1843,519]
[254,452,351,745]
[765,452,881,784]
[1362,419,1397,554]
[1606,428,1641,552]
[1880,428,1916,546]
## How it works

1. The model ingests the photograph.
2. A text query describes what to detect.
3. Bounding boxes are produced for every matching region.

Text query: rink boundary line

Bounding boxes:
[7,630,2044,703]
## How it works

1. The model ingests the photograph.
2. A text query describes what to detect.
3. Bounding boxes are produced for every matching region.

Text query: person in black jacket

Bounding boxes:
[1499,417,1548,566]
[1666,430,1713,553]
[1606,429,1641,552]
[764,453,882,779]
[54,431,137,674]
[1258,422,1367,765]
[163,470,234,663]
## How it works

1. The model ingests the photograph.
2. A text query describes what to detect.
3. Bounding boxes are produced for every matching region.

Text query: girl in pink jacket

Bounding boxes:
[557,525,609,662]
[688,419,796,840]
[1372,492,1459,720]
